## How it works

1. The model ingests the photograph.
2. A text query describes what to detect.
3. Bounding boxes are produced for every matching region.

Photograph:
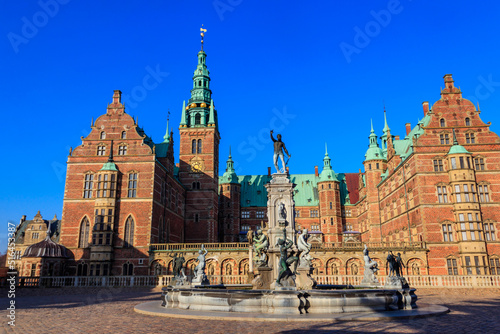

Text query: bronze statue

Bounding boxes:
[395,252,405,277]
[270,130,291,173]
[387,251,396,277]
[276,228,298,285]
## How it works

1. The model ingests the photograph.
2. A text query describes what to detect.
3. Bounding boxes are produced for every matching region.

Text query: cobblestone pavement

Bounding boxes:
[1,287,499,334]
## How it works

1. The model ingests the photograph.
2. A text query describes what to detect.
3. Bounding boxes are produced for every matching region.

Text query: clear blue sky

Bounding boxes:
[2,1,500,252]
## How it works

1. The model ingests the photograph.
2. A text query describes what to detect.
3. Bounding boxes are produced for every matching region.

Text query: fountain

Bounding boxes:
[135,131,448,321]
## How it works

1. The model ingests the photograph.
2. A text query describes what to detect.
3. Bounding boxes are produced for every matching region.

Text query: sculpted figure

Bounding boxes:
[395,252,405,277]
[194,244,208,281]
[171,253,187,285]
[246,229,254,244]
[278,202,287,220]
[276,228,299,285]
[270,130,291,173]
[363,244,379,273]
[252,229,269,267]
[297,229,313,268]
[387,251,396,277]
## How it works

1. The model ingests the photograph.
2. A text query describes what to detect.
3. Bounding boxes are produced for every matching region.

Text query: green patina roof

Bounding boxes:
[220,149,238,184]
[228,172,351,208]
[365,119,384,161]
[319,144,338,182]
[393,112,432,161]
[100,161,118,171]
[448,145,470,155]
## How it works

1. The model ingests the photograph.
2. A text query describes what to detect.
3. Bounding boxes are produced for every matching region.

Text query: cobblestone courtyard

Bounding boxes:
[1,287,499,333]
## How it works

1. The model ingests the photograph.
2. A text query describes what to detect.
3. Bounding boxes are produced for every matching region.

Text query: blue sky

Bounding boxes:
[1,0,500,252]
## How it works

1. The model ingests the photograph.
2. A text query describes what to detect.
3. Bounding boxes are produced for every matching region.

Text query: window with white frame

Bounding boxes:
[256,211,265,219]
[118,145,127,155]
[97,145,106,156]
[242,211,250,219]
[442,223,453,242]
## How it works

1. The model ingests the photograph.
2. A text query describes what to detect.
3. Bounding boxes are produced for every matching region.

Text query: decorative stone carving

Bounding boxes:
[252,229,269,268]
[297,229,313,268]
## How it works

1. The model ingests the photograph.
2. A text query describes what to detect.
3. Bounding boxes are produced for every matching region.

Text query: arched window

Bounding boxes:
[77,262,88,276]
[195,113,201,125]
[79,217,90,248]
[123,262,133,275]
[121,131,126,139]
[440,118,445,127]
[124,216,134,248]
[197,139,202,153]
[192,139,196,154]
[100,131,106,139]
[465,118,470,126]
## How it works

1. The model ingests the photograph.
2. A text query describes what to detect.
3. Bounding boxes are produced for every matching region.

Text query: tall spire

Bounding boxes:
[163,118,170,143]
[180,100,187,127]
[221,147,238,184]
[208,99,216,126]
[383,107,390,133]
[323,143,332,169]
[108,140,114,162]
[319,143,337,181]
[365,120,384,161]
[189,26,211,105]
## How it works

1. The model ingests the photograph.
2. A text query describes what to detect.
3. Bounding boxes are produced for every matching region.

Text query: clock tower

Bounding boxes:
[178,30,220,242]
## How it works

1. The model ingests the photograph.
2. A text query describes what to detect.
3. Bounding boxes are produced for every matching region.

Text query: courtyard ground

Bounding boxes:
[1,286,499,333]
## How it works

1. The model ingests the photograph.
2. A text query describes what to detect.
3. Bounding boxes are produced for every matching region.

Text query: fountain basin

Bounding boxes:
[161,286,415,315]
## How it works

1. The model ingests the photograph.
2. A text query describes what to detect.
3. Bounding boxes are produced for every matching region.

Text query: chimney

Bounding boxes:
[405,123,411,136]
[20,215,26,224]
[422,101,429,116]
[112,90,122,104]
[267,167,271,177]
[314,166,319,177]
[395,135,400,140]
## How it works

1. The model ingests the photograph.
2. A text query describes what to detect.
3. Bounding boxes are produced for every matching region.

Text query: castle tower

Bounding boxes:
[317,144,342,242]
[178,31,220,242]
[363,120,386,241]
[219,148,241,242]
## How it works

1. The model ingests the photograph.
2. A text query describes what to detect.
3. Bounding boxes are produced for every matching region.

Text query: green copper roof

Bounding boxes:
[319,144,338,182]
[448,129,470,155]
[189,50,212,104]
[225,172,351,208]
[392,112,432,161]
[365,119,384,161]
[220,148,238,184]
[100,161,118,171]
[156,120,172,158]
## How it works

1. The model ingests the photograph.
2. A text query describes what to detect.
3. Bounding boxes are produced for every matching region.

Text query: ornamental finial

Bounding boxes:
[200,25,207,51]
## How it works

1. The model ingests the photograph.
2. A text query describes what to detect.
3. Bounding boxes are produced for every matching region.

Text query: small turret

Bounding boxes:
[319,143,338,182]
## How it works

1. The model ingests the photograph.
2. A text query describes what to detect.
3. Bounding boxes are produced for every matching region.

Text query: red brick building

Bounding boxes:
[14,44,500,277]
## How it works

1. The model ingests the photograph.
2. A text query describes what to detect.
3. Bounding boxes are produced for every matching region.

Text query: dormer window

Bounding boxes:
[100,131,106,139]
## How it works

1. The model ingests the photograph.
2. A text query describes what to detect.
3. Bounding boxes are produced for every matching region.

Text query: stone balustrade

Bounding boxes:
[150,242,249,252]
[3,273,499,288]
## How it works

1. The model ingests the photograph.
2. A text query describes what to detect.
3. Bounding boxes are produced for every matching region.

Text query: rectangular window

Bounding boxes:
[442,224,453,242]
[97,146,106,156]
[447,258,458,275]
[241,211,250,219]
[241,225,250,231]
[464,185,470,202]
[474,158,485,170]
[433,159,444,172]
[295,210,300,218]
[450,157,457,169]
[84,174,94,198]
[118,145,127,155]
[485,223,496,241]
[310,210,319,218]
[459,157,465,169]
[440,134,450,145]
[437,186,448,203]
[31,264,37,277]
[128,173,137,198]
[474,256,481,274]
[466,133,476,144]
[455,185,462,203]
[478,185,490,202]
[311,224,320,231]
[256,211,265,219]
[465,256,472,275]
[490,258,500,275]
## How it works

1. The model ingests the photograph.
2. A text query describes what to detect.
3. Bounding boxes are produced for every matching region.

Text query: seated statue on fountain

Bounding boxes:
[297,229,313,268]
[361,244,379,285]
[275,228,299,287]
[252,229,269,267]
[192,244,209,285]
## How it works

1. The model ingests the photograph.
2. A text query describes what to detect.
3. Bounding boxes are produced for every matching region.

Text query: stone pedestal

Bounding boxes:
[295,267,317,290]
[384,276,409,289]
[360,265,379,287]
[251,267,273,290]
[265,173,296,281]
[192,273,209,287]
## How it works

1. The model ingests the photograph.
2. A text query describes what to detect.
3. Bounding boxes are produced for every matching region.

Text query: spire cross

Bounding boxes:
[200,25,207,51]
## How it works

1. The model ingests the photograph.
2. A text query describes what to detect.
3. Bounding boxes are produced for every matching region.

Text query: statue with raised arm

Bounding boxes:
[297,229,313,268]
[270,130,291,173]
[253,229,269,267]
[192,244,209,284]
[361,244,379,284]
